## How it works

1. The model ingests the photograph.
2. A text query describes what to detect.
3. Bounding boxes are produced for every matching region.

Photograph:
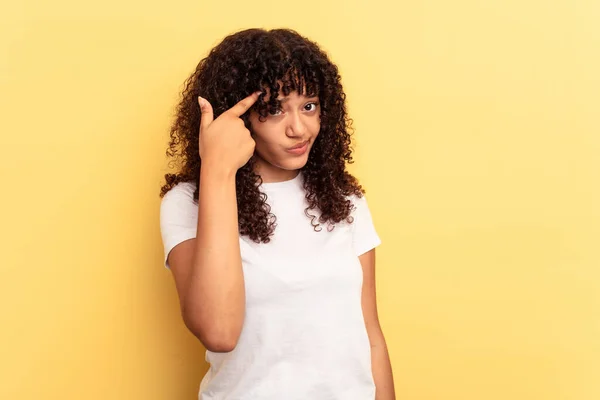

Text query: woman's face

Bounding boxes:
[248,89,321,183]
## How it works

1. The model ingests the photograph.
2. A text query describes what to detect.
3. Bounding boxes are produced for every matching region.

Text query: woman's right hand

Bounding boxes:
[197,92,261,172]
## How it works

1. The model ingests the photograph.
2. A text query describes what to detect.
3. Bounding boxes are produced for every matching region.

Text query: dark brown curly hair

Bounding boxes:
[160,28,365,243]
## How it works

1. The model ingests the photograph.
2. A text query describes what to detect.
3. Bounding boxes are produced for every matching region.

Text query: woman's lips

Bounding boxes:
[286,141,309,155]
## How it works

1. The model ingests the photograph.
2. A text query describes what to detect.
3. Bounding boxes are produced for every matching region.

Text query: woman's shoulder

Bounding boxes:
[161,181,197,205]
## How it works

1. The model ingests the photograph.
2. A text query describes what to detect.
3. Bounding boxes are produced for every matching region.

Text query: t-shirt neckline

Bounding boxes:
[260,172,303,190]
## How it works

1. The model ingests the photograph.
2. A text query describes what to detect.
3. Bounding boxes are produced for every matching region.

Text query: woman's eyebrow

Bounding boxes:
[275,96,319,103]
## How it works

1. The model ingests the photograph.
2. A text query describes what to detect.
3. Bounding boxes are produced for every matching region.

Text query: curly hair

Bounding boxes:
[160,28,365,243]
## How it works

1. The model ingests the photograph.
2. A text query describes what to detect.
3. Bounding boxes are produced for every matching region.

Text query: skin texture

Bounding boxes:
[248,89,321,182]
[360,250,397,400]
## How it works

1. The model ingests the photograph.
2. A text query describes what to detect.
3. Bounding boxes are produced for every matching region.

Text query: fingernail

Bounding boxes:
[198,96,206,108]
[254,91,262,96]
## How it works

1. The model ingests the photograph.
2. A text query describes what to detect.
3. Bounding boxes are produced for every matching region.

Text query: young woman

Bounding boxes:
[159,28,395,400]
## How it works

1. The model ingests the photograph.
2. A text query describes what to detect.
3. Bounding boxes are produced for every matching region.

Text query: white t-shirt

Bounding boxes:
[159,172,381,400]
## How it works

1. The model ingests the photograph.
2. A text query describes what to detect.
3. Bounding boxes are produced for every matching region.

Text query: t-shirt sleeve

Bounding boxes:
[351,194,382,256]
[159,183,198,269]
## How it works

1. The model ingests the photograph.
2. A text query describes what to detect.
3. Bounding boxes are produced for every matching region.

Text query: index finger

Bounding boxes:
[226,91,261,117]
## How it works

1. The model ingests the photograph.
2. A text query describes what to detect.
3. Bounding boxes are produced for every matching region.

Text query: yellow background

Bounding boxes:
[1,0,598,399]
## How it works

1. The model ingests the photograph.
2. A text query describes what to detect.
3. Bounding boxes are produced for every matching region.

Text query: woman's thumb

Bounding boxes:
[198,96,214,131]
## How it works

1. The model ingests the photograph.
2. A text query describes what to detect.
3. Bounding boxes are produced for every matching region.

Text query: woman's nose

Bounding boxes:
[285,112,307,138]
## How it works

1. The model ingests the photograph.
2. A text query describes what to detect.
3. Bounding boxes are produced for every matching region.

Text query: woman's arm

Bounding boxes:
[360,249,396,400]
[168,167,244,353]
[167,93,259,353]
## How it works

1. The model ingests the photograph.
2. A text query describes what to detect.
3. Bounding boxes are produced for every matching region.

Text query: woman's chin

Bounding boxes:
[279,155,309,171]
[256,152,311,176]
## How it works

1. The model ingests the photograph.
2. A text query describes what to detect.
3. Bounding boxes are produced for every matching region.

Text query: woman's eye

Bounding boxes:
[304,102,319,112]
[268,108,282,116]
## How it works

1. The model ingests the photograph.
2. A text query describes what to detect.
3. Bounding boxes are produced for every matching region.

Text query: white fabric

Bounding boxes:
[159,173,381,400]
